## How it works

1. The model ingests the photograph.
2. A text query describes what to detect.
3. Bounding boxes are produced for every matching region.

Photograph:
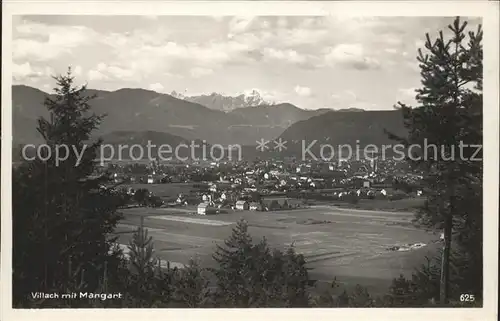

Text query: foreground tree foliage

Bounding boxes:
[386,16,483,304]
[12,69,124,307]
[211,220,313,307]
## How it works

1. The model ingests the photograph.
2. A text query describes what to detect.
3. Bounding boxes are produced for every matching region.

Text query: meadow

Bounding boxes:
[121,183,197,198]
[114,204,440,295]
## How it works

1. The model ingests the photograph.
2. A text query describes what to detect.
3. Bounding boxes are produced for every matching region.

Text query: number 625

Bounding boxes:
[460,294,475,302]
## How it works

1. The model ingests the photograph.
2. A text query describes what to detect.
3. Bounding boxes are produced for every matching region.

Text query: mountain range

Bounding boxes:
[12,85,407,159]
[277,109,407,157]
[13,85,330,146]
[170,89,274,112]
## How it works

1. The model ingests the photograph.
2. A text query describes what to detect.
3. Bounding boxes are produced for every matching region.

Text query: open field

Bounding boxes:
[333,197,426,213]
[114,205,441,295]
[120,183,198,198]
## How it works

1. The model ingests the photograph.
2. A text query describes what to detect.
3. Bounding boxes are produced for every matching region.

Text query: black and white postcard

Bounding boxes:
[1,1,499,321]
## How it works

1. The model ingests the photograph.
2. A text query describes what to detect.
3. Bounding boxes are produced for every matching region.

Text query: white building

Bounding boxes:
[235,200,249,210]
[197,202,217,215]
[198,203,208,215]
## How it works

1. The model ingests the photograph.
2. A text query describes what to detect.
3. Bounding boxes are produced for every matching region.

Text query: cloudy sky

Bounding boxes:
[12,15,481,110]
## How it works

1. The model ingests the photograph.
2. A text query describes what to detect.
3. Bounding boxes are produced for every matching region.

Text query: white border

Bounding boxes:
[1,1,499,321]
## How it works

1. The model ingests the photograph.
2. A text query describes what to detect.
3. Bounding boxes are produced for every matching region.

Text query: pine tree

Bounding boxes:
[347,284,374,307]
[211,219,254,306]
[170,258,212,307]
[387,17,482,303]
[12,68,123,306]
[211,219,313,307]
[125,226,163,306]
[277,246,313,307]
[128,227,158,276]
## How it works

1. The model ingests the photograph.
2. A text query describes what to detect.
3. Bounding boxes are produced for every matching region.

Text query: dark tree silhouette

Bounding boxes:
[12,68,123,306]
[386,17,483,303]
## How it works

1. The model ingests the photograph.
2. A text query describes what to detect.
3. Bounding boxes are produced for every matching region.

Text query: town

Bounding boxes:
[101,157,425,213]
[97,155,436,294]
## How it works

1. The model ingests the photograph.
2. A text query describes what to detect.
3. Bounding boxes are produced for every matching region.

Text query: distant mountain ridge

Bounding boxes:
[335,108,365,112]
[170,89,274,112]
[12,85,403,159]
[276,109,407,156]
[12,85,325,146]
[99,130,212,159]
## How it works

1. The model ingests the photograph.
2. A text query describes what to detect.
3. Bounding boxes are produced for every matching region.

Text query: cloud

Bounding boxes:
[73,65,83,76]
[415,39,426,49]
[149,83,164,92]
[114,40,251,77]
[379,34,403,46]
[259,20,271,29]
[262,48,307,64]
[399,87,418,97]
[226,17,329,52]
[101,64,135,79]
[407,61,421,73]
[294,85,312,97]
[345,90,357,100]
[397,87,419,104]
[277,17,288,29]
[86,63,140,82]
[324,90,362,109]
[190,67,214,78]
[324,44,380,70]
[12,62,53,82]
[280,28,329,46]
[12,16,462,111]
[13,39,71,62]
[228,16,255,35]
[87,69,108,81]
[13,21,97,61]
[12,62,39,80]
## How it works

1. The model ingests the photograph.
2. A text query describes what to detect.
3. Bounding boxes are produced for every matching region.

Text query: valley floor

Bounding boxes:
[113,204,441,295]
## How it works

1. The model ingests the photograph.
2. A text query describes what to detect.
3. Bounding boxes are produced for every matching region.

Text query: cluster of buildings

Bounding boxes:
[101,157,424,214]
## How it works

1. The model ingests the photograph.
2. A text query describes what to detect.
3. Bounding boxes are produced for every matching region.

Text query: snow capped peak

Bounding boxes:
[170,90,185,99]
[169,88,275,111]
[242,89,266,106]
